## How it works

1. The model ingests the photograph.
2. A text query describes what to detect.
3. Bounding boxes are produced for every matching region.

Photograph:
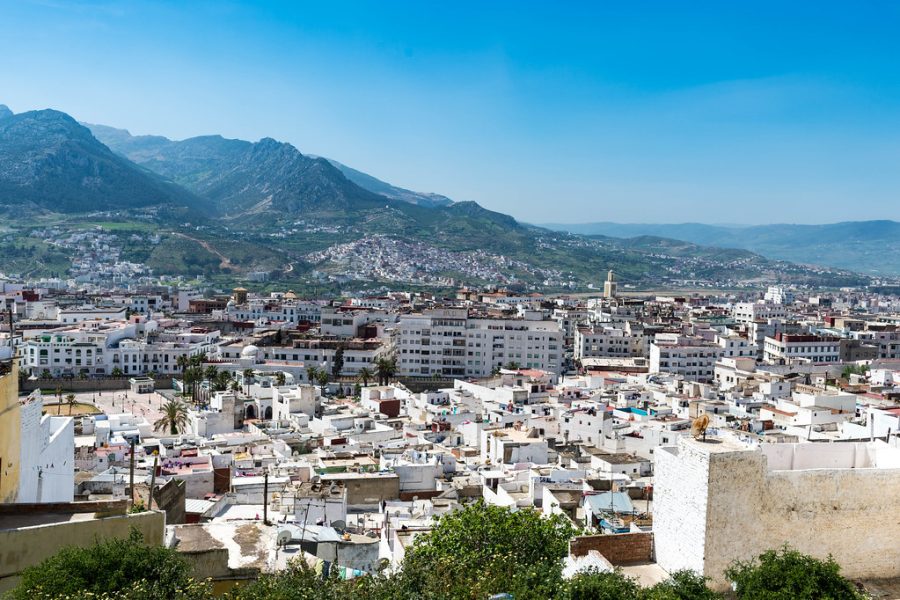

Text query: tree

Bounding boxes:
[504,361,521,370]
[214,369,232,392]
[397,500,577,599]
[65,393,77,415]
[7,529,210,600]
[306,366,319,386]
[316,370,329,395]
[243,368,256,395]
[200,365,219,402]
[357,367,373,387]
[332,347,345,379]
[55,385,63,415]
[375,357,396,386]
[725,546,865,600]
[111,367,123,377]
[154,399,189,435]
[561,569,641,600]
[275,371,286,386]
[643,571,723,600]
[176,353,190,375]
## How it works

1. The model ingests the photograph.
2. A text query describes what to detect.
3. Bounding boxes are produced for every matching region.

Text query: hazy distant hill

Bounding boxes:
[0,110,201,214]
[544,221,900,276]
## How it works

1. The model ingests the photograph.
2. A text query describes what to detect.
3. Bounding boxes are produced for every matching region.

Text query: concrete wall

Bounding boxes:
[570,533,654,565]
[321,474,400,509]
[0,508,164,593]
[153,478,186,525]
[20,376,174,393]
[655,437,900,589]
[0,363,21,503]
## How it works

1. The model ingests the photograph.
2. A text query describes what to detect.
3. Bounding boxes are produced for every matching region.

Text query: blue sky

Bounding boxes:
[2,1,900,224]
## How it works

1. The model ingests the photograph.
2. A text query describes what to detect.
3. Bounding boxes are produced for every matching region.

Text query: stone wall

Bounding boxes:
[569,532,653,565]
[655,437,900,589]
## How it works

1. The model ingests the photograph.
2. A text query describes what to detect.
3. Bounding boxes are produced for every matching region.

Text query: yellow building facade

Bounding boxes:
[0,360,20,503]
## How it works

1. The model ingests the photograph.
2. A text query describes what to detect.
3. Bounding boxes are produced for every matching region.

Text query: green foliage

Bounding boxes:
[841,364,870,379]
[725,545,865,600]
[374,357,396,386]
[154,398,189,435]
[332,346,345,378]
[561,569,641,600]
[7,529,208,600]
[642,571,723,600]
[394,500,576,600]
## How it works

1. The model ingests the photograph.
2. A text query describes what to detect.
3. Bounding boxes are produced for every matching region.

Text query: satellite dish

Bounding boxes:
[691,414,710,441]
[276,528,292,546]
[332,519,346,530]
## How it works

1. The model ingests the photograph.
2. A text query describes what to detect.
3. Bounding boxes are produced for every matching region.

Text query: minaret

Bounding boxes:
[603,270,618,298]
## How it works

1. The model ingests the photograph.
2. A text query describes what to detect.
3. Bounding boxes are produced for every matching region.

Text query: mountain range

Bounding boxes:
[542,222,900,276]
[0,107,201,216]
[0,103,873,289]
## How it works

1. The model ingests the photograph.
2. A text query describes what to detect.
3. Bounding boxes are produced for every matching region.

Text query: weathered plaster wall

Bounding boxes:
[655,437,900,590]
[704,447,900,587]
[0,364,20,503]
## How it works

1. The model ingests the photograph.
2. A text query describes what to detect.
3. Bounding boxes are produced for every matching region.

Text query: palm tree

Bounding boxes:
[357,367,373,388]
[316,370,329,395]
[65,393,77,415]
[306,366,319,386]
[375,357,397,386]
[242,368,255,395]
[203,365,219,401]
[176,354,189,375]
[111,367,123,378]
[55,386,62,415]
[154,399,189,435]
[274,371,286,386]
[214,370,232,391]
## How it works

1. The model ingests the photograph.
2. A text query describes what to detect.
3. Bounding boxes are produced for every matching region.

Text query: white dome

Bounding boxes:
[241,345,260,358]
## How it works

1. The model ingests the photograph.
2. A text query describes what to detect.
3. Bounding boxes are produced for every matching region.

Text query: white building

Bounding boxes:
[649,335,724,383]
[17,391,74,503]
[399,308,563,378]
[732,302,787,325]
[560,405,612,446]
[763,333,840,365]
[574,325,645,360]
[763,286,794,305]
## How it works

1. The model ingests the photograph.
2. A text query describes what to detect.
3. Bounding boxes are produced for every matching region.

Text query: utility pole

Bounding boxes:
[148,455,159,510]
[129,437,136,508]
[263,472,269,525]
